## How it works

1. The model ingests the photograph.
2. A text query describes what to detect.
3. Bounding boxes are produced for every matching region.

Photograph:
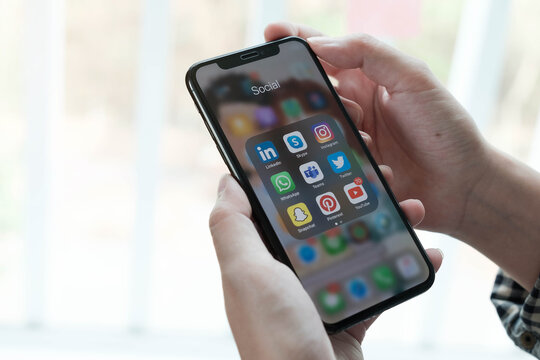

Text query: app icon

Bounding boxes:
[214,85,230,98]
[344,181,368,204]
[312,122,334,143]
[241,78,253,95]
[297,242,318,265]
[287,202,312,227]
[290,62,314,79]
[225,113,254,136]
[255,141,279,163]
[320,229,347,255]
[316,192,341,215]
[396,254,421,280]
[347,278,369,300]
[254,106,278,128]
[270,171,295,195]
[371,213,393,241]
[327,151,351,173]
[318,283,346,315]
[299,161,324,184]
[281,98,302,117]
[371,265,396,290]
[347,220,369,244]
[283,131,307,153]
[248,71,260,80]
[306,91,327,110]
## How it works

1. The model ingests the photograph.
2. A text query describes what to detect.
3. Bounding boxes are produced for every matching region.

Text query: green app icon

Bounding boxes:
[318,284,346,315]
[271,171,295,194]
[320,232,347,255]
[371,265,396,290]
[281,98,302,117]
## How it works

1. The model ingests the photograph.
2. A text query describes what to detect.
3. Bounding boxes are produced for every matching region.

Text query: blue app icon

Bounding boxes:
[299,161,324,184]
[304,166,319,178]
[283,131,307,153]
[297,243,317,264]
[348,278,368,300]
[255,141,279,163]
[241,79,253,95]
[306,91,327,110]
[327,151,351,173]
[288,136,302,147]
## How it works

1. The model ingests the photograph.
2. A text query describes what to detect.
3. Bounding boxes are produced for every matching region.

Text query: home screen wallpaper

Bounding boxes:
[195,40,430,324]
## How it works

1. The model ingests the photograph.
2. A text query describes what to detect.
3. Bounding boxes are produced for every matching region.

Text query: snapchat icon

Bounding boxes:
[286,203,312,227]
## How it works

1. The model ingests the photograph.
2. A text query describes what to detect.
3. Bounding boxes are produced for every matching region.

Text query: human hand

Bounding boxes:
[265,23,490,236]
[210,173,443,360]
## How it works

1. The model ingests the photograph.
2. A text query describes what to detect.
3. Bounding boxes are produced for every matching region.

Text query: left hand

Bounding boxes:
[210,169,443,360]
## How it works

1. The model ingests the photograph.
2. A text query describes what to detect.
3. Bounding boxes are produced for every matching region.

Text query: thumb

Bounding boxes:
[307,34,435,93]
[209,175,272,268]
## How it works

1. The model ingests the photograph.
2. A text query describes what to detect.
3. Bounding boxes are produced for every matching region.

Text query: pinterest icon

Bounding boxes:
[316,192,341,215]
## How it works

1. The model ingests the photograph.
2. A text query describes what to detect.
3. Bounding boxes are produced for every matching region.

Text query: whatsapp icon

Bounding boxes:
[270,171,295,195]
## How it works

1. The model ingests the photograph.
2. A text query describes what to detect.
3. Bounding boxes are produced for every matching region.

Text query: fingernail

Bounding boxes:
[217,175,229,198]
[436,248,444,260]
[359,131,370,142]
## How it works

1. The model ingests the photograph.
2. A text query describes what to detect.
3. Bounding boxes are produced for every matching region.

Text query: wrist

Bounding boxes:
[450,145,540,290]
[450,142,502,239]
[436,136,495,239]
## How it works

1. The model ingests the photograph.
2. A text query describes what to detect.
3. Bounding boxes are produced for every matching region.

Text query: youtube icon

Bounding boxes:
[344,182,368,204]
[348,186,364,199]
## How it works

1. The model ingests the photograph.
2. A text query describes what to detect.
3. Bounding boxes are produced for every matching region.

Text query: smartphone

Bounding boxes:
[186,36,434,333]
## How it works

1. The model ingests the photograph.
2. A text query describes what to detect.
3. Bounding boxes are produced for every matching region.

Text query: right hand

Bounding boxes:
[265,23,490,235]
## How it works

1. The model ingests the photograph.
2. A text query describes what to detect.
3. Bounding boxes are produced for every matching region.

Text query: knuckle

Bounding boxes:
[208,202,252,240]
[414,58,430,73]
[352,33,376,45]
[405,57,438,87]
[349,33,377,53]
[410,57,434,78]
[208,203,232,232]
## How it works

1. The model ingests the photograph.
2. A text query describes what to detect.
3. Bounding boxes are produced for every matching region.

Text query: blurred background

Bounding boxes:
[1,0,540,358]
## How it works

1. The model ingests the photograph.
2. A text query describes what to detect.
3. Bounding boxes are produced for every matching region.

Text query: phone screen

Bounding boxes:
[193,39,431,324]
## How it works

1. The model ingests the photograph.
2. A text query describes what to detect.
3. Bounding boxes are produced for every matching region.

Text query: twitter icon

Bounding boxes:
[327,151,351,173]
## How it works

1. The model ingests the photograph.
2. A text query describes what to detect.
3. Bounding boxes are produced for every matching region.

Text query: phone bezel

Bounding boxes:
[185,36,435,334]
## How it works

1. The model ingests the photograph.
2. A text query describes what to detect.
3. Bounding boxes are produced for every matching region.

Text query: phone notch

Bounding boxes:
[217,43,279,69]
[240,51,259,61]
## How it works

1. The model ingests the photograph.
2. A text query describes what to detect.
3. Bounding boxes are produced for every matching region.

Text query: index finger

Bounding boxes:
[307,34,437,93]
[264,22,324,42]
[264,22,341,76]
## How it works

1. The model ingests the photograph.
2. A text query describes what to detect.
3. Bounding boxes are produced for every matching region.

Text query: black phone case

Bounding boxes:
[185,36,435,334]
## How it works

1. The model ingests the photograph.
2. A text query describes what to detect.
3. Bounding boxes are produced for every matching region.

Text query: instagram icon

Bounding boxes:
[312,122,334,143]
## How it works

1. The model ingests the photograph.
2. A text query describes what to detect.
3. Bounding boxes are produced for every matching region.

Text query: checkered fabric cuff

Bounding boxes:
[491,270,540,358]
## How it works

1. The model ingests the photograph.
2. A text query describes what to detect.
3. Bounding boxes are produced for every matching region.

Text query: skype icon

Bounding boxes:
[283,131,308,153]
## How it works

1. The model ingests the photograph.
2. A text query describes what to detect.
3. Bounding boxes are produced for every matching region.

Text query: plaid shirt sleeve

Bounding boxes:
[491,270,540,358]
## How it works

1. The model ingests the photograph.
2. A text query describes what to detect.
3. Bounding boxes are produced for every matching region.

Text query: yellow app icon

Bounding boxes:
[287,202,313,227]
[225,113,254,136]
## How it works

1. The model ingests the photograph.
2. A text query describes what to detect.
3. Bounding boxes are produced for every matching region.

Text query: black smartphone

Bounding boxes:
[186,36,434,333]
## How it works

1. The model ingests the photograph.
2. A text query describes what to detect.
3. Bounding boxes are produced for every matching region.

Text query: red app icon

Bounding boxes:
[316,192,341,215]
[344,182,368,204]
